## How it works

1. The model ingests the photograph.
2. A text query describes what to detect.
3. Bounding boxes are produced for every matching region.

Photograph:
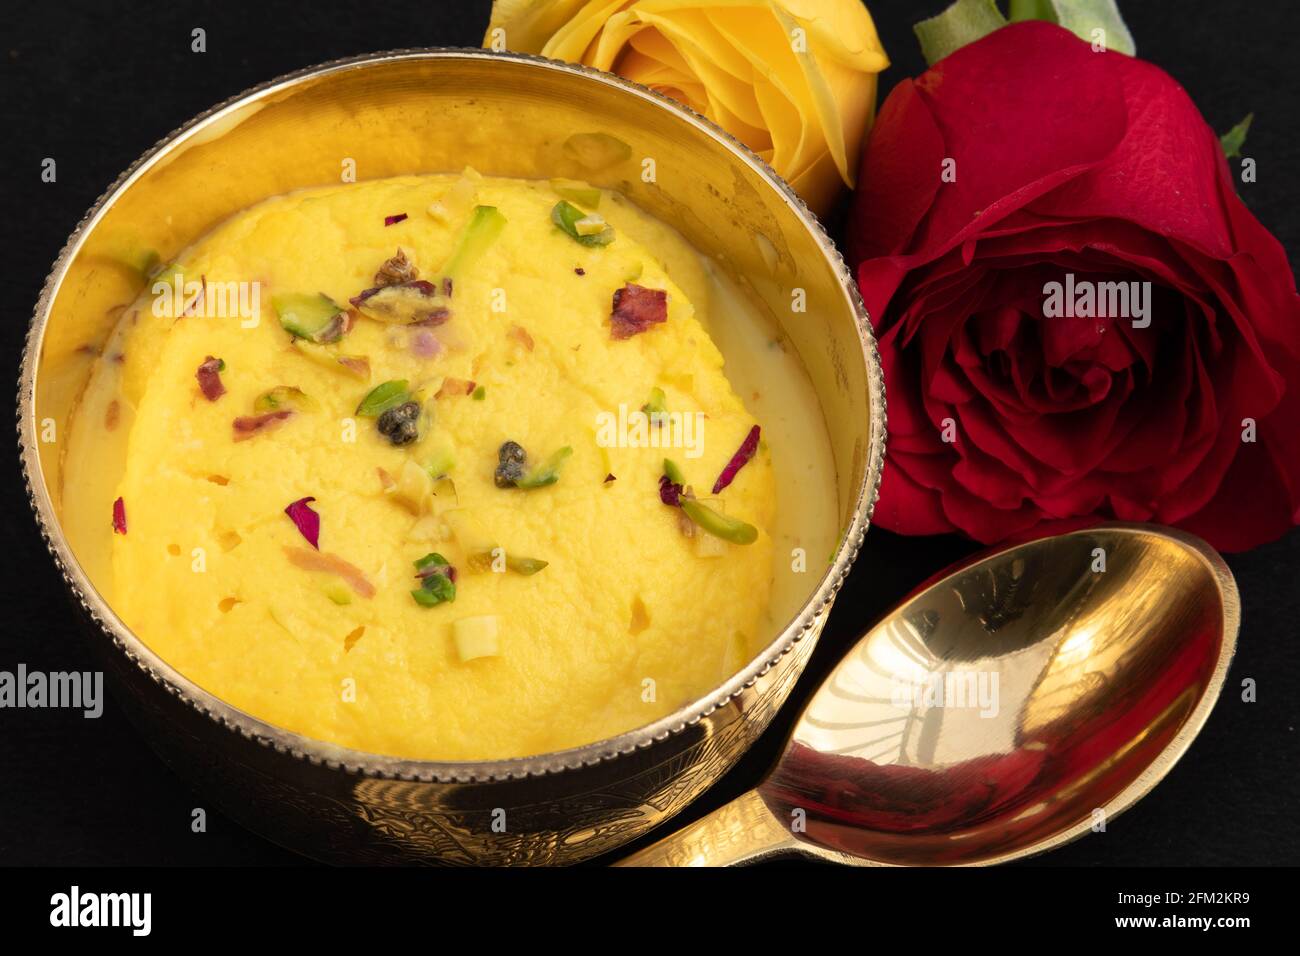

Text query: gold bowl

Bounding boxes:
[17,49,885,864]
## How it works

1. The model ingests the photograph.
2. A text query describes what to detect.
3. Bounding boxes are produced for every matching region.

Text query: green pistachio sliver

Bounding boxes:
[663,458,687,486]
[411,573,455,607]
[254,385,318,413]
[472,385,487,401]
[273,292,344,341]
[551,201,615,247]
[515,446,574,489]
[324,584,353,606]
[549,178,602,208]
[681,498,758,545]
[414,552,451,573]
[506,555,549,575]
[424,448,456,479]
[642,387,667,421]
[573,213,608,237]
[356,379,410,417]
[467,549,549,575]
[412,552,456,607]
[439,205,508,281]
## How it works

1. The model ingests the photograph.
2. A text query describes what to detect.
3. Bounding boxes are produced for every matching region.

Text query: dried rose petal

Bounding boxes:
[659,474,683,507]
[284,497,320,550]
[604,473,617,483]
[610,284,668,340]
[284,546,375,599]
[196,355,226,401]
[232,409,293,441]
[713,425,760,494]
[112,497,127,534]
[384,213,408,227]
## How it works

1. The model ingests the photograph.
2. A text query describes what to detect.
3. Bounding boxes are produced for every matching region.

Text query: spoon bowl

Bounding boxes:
[618,524,1238,866]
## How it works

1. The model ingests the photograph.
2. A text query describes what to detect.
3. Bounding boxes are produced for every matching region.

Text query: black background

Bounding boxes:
[0,0,1296,867]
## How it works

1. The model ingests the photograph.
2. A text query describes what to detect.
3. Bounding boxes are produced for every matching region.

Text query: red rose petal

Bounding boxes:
[847,20,1300,552]
[195,356,226,402]
[284,497,320,550]
[112,497,127,534]
[712,425,760,494]
[658,474,683,507]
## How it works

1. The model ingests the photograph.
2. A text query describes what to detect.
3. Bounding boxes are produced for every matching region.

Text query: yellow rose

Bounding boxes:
[483,0,889,215]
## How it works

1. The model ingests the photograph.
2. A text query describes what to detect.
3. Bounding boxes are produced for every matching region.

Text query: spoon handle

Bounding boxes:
[613,789,801,866]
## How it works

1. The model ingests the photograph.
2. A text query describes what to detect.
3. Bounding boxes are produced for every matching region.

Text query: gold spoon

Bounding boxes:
[618,524,1238,866]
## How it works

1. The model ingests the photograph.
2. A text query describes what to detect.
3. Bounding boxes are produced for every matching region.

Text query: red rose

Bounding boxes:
[847,22,1300,551]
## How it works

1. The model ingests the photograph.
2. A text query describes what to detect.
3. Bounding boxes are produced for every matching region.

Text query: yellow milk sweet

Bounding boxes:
[68,173,788,760]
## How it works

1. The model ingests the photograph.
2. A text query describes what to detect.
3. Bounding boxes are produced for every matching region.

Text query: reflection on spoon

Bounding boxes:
[617,523,1238,866]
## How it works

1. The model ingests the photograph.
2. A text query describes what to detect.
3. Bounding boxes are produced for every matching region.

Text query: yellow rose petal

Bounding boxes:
[541,0,631,61]
[633,12,765,131]
[483,0,889,215]
[708,6,823,178]
[485,0,595,52]
[771,3,852,185]
[779,0,890,72]
[590,9,651,70]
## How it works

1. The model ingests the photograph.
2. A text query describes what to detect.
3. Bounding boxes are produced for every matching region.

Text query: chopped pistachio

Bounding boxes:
[471,384,486,401]
[414,552,452,573]
[467,549,549,575]
[356,380,410,417]
[507,555,549,575]
[642,387,668,423]
[439,205,507,281]
[293,339,370,380]
[681,498,758,545]
[273,292,346,342]
[411,552,456,607]
[551,200,615,247]
[254,385,318,413]
[324,584,353,605]
[412,575,455,607]
[574,213,608,237]
[514,446,574,489]
[663,458,687,486]
[424,447,456,479]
